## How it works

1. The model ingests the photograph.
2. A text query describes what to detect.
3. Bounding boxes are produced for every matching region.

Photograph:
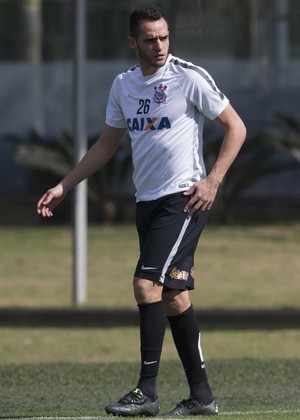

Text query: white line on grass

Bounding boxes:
[2,417,108,420]
[220,409,300,416]
[2,417,106,420]
[8,410,300,420]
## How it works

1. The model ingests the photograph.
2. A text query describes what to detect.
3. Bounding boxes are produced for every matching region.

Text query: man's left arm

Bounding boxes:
[183,104,247,216]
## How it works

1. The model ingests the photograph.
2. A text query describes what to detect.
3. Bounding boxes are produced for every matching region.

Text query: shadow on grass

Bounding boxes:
[1,307,300,329]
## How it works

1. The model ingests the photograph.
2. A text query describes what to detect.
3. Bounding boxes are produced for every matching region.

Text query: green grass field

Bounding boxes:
[1,359,300,419]
[1,222,300,418]
[1,324,300,419]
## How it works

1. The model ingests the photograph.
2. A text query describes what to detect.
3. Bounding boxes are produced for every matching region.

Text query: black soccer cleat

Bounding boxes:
[105,388,159,417]
[161,396,218,416]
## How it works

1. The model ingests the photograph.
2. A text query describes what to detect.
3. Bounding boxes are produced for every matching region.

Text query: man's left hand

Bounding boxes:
[183,176,220,217]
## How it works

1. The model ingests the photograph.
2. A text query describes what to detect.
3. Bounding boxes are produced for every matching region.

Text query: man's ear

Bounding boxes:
[128,36,137,50]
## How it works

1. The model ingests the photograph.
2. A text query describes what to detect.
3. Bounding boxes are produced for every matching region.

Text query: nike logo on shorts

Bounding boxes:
[141,265,157,270]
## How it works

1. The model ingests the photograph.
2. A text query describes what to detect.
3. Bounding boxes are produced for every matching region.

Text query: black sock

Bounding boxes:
[137,301,166,400]
[168,305,214,405]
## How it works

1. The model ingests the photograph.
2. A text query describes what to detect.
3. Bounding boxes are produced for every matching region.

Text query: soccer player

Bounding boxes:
[37,4,246,417]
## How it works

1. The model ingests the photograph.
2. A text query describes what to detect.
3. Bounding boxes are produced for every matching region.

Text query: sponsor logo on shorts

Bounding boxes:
[170,267,189,281]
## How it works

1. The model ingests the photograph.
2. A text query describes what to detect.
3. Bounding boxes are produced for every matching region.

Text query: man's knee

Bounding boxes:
[162,289,191,316]
[133,277,163,305]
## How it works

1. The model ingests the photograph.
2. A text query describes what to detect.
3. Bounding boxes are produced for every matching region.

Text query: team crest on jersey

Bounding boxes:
[153,83,168,104]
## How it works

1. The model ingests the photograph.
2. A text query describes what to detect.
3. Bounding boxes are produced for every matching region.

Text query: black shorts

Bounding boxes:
[134,192,208,291]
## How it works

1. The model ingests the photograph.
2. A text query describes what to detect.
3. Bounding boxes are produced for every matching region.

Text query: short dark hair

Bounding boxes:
[129,4,167,38]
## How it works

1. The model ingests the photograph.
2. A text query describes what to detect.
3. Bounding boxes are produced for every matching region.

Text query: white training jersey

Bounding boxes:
[105,54,229,202]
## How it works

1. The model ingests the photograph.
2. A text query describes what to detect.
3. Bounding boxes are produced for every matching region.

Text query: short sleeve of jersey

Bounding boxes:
[176,63,229,120]
[105,76,127,128]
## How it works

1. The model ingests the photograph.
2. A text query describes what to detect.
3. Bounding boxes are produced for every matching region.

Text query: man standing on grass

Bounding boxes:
[37,4,246,417]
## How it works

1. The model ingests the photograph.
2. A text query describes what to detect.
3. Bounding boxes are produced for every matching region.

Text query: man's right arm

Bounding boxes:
[37,124,126,217]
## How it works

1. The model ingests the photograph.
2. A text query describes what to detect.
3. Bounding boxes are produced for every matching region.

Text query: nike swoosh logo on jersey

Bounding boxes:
[141,265,157,270]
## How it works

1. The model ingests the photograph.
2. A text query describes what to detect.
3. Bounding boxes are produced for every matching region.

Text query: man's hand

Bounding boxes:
[182,104,246,218]
[37,184,66,218]
[183,176,220,217]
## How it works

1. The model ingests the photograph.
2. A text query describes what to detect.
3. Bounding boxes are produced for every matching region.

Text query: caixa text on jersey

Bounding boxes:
[127,117,171,131]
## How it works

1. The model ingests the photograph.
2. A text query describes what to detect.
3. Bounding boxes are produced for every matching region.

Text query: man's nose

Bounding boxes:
[154,39,163,50]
